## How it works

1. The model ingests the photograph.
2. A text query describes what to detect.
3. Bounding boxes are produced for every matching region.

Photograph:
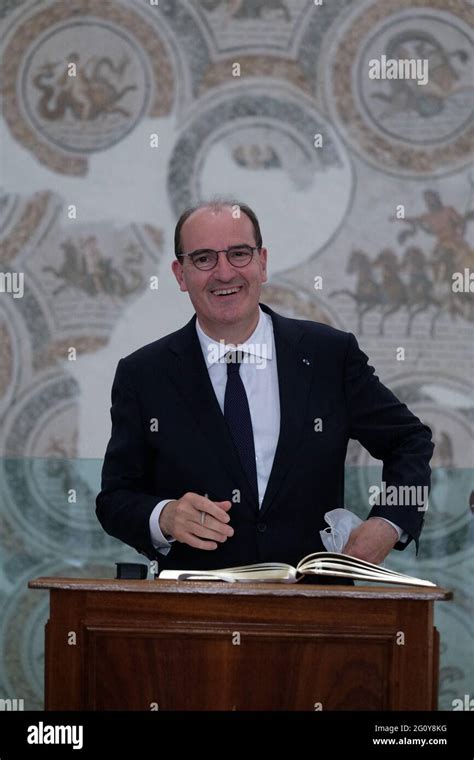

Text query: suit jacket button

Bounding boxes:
[256,522,267,533]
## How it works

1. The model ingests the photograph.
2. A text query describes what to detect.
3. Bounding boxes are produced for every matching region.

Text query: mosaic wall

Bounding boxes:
[0,0,472,710]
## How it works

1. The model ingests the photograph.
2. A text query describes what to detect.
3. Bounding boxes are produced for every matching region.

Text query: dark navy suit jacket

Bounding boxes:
[96,302,433,580]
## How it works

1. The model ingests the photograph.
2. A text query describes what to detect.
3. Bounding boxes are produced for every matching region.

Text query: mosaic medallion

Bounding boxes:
[0,373,117,558]
[1,0,174,173]
[324,0,474,175]
[167,85,354,268]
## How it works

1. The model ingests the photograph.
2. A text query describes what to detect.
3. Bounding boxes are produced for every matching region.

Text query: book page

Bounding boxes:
[159,563,298,582]
[295,553,435,586]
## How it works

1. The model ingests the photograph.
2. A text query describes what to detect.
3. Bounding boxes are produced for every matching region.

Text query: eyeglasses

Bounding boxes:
[178,244,260,271]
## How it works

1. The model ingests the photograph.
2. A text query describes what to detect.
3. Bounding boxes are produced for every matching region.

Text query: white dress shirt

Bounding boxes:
[149,307,405,554]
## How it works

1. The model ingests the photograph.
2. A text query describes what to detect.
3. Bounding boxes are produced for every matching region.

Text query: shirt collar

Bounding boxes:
[196,305,273,368]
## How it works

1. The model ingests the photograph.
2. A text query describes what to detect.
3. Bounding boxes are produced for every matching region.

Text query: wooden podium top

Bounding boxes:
[28,577,452,601]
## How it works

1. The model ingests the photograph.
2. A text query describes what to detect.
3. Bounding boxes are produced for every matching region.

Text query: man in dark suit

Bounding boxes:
[96,200,433,580]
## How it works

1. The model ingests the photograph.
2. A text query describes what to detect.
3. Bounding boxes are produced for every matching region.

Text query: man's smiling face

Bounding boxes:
[172,206,268,340]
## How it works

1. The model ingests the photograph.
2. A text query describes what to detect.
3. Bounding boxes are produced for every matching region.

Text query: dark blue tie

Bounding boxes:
[224,350,258,499]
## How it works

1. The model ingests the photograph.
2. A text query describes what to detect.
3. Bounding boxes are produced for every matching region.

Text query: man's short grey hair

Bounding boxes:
[174,197,263,258]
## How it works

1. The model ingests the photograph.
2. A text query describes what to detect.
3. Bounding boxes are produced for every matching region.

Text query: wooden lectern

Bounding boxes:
[29,578,451,711]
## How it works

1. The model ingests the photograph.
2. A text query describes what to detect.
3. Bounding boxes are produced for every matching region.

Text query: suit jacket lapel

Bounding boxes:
[258,302,315,518]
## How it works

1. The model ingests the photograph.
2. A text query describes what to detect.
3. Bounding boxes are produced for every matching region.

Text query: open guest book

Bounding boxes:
[158,552,436,587]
